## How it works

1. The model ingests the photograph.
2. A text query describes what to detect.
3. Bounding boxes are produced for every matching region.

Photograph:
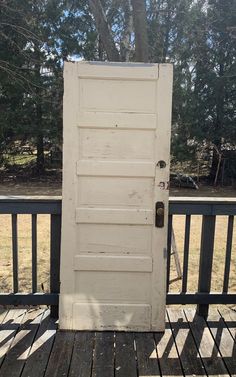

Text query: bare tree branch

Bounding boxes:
[130,0,149,62]
[88,0,120,61]
[120,0,133,61]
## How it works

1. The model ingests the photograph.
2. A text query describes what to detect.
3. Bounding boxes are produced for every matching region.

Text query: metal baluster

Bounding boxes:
[32,214,37,293]
[223,215,234,293]
[182,215,191,293]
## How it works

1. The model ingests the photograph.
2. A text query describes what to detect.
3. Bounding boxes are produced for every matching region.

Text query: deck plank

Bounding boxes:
[44,331,75,377]
[92,332,114,377]
[219,308,236,342]
[135,332,160,376]
[69,332,94,377]
[115,333,137,377]
[21,309,57,377]
[154,313,183,377]
[167,308,206,376]
[0,307,234,377]
[0,308,44,377]
[207,309,236,376]
[0,309,8,325]
[184,308,229,376]
[0,308,26,368]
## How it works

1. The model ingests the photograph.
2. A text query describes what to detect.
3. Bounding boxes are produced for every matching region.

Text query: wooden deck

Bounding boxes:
[0,307,235,377]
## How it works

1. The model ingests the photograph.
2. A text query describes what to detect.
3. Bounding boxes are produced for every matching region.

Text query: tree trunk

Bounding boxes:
[210,61,224,183]
[36,132,44,174]
[36,101,44,174]
[120,0,133,61]
[131,0,149,62]
[88,0,120,61]
[35,54,44,175]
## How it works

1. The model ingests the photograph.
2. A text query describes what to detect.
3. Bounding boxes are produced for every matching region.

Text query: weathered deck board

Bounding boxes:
[21,310,57,377]
[219,308,236,342]
[44,331,75,377]
[69,332,94,377]
[206,309,236,376]
[184,308,229,376]
[0,307,235,376]
[0,308,26,369]
[168,309,206,376]
[115,333,137,377]
[92,332,114,377]
[135,332,160,376]
[154,314,183,377]
[0,308,43,377]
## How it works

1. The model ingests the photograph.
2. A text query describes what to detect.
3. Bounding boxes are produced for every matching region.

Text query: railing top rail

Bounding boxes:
[0,196,62,202]
[0,196,61,214]
[169,196,236,215]
[0,195,235,202]
[169,196,236,205]
[0,196,235,215]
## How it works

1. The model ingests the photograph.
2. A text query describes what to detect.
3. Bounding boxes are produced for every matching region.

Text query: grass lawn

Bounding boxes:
[2,154,36,166]
[0,214,235,302]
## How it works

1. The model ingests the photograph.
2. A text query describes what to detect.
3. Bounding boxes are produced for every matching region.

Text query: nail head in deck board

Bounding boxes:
[68,332,94,377]
[167,309,206,376]
[184,309,229,376]
[44,331,75,377]
[92,332,115,377]
[0,309,44,377]
[135,332,160,376]
[115,333,137,377]
[154,315,183,377]
[21,310,57,377]
[0,309,26,368]
[206,309,236,376]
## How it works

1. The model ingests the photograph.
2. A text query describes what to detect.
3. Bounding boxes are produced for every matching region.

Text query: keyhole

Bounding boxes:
[157,160,166,168]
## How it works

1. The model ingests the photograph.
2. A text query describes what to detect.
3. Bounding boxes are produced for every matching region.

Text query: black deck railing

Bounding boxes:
[0,196,61,317]
[0,196,235,317]
[167,197,236,316]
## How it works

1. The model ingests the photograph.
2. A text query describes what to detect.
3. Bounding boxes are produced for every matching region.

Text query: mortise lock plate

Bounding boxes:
[155,202,164,227]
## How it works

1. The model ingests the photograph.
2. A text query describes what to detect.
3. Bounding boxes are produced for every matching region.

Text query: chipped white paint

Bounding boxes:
[60,61,173,331]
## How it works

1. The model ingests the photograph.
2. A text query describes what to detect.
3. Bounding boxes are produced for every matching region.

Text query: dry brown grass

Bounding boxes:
[169,215,236,293]
[0,214,235,298]
[0,214,50,293]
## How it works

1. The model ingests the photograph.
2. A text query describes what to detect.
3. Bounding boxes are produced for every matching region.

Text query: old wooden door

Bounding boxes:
[60,61,173,331]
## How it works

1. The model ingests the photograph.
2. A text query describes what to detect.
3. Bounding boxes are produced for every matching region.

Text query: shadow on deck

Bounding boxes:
[0,307,235,377]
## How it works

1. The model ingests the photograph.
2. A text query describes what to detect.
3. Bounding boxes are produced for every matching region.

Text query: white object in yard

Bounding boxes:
[60,61,173,331]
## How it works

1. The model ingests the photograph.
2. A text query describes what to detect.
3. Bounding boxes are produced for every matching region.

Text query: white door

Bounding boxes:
[60,61,173,331]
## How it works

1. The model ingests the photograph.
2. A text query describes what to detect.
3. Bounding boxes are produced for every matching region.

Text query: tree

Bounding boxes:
[131,0,149,61]
[88,0,149,62]
[0,0,235,183]
[0,0,96,173]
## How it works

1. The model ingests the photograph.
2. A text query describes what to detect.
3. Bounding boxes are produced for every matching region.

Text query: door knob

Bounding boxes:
[155,202,164,227]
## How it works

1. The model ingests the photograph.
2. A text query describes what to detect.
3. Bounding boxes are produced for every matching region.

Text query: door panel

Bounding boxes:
[60,61,173,331]
[79,129,155,160]
[76,224,152,255]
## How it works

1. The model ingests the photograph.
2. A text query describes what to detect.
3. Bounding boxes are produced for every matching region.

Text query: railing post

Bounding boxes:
[197,215,216,317]
[50,214,61,318]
